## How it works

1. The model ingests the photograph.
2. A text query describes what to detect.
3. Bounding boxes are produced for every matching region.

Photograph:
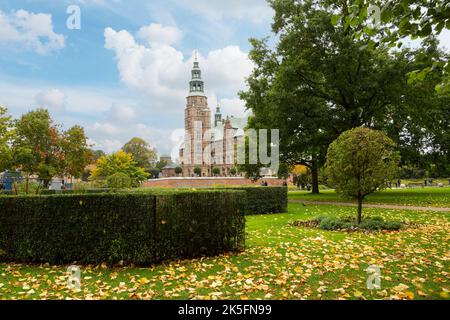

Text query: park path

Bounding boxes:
[289,200,450,212]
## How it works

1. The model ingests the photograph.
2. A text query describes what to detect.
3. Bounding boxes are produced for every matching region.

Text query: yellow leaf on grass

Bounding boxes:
[139,277,150,285]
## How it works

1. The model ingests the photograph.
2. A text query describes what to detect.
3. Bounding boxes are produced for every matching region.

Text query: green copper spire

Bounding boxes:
[189,53,205,95]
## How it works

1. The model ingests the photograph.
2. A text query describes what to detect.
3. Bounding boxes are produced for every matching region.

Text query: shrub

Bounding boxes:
[222,186,288,215]
[106,173,132,189]
[325,127,400,224]
[319,217,353,230]
[0,190,246,265]
[293,216,403,232]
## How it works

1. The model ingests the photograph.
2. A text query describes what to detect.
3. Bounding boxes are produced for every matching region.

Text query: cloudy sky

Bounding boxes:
[0,0,274,158]
[0,0,449,159]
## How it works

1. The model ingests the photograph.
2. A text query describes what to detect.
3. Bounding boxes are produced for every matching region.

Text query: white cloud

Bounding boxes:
[104,26,254,112]
[0,9,64,54]
[108,104,137,122]
[168,0,273,23]
[137,23,182,46]
[34,89,66,112]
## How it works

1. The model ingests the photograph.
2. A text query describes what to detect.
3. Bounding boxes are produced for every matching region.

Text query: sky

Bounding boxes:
[0,0,449,160]
[0,0,273,159]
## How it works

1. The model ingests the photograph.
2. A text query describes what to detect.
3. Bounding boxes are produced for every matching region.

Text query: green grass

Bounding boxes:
[289,187,450,207]
[0,203,448,300]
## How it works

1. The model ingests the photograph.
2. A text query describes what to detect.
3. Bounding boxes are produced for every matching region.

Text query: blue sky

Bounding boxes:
[0,0,273,158]
[1,0,449,159]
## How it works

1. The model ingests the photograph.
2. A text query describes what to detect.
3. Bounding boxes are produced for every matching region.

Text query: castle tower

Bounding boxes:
[183,55,211,177]
[214,104,222,127]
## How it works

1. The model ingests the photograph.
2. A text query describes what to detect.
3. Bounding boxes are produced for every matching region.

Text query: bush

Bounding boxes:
[293,216,403,232]
[106,173,132,189]
[0,190,246,265]
[222,186,288,215]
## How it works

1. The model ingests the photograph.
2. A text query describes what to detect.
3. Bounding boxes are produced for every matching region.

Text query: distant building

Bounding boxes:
[179,58,247,177]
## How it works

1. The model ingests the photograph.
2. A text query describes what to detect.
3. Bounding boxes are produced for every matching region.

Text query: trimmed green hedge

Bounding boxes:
[222,186,288,215]
[0,190,245,265]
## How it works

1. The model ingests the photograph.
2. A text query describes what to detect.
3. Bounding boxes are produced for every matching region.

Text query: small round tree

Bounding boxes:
[212,167,221,176]
[230,167,237,176]
[325,127,400,224]
[175,166,182,176]
[193,166,202,177]
[106,172,132,189]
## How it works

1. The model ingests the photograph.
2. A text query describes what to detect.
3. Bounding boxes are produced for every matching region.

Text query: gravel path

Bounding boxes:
[289,200,450,212]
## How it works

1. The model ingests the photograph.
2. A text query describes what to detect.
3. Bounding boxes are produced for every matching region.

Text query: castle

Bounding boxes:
[178,58,247,177]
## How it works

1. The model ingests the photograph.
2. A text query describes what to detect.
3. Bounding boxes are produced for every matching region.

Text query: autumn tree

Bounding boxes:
[325,127,400,224]
[90,150,149,187]
[0,106,14,172]
[240,0,447,193]
[61,125,93,181]
[12,109,64,190]
[122,137,158,172]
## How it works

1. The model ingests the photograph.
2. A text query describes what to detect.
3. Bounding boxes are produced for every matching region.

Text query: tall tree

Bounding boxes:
[90,150,149,186]
[12,109,64,189]
[61,125,93,181]
[122,137,158,172]
[241,0,419,193]
[325,127,400,224]
[0,106,14,172]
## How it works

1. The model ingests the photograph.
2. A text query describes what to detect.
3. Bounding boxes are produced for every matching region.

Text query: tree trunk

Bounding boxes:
[25,176,29,195]
[311,162,320,194]
[357,197,363,224]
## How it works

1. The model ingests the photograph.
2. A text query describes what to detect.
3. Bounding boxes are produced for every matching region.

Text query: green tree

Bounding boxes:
[90,150,149,186]
[92,150,106,161]
[106,172,132,189]
[0,106,14,171]
[329,0,450,93]
[240,0,443,193]
[230,167,237,176]
[175,166,183,176]
[193,166,202,176]
[122,137,158,171]
[61,125,93,181]
[325,127,400,224]
[12,109,64,190]
[212,167,221,176]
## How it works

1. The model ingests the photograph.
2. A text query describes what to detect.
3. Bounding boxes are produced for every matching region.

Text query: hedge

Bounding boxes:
[0,190,246,266]
[39,186,288,215]
[221,186,288,215]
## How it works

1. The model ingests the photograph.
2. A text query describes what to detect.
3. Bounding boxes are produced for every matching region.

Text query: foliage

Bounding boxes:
[222,186,288,215]
[175,166,183,175]
[0,202,448,300]
[0,107,14,172]
[106,172,132,189]
[0,190,246,265]
[329,0,450,93]
[122,137,158,171]
[293,216,403,232]
[90,151,149,187]
[230,167,237,176]
[212,167,221,176]
[325,127,400,223]
[277,163,290,179]
[242,0,449,193]
[61,125,93,179]
[193,166,202,176]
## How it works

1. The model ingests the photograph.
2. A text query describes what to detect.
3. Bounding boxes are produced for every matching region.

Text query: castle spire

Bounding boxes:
[215,102,222,127]
[189,51,205,96]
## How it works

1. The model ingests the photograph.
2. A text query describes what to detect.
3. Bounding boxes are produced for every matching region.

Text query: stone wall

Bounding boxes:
[142,177,288,188]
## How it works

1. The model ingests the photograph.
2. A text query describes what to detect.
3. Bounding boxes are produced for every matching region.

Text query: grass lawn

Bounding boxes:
[0,203,448,300]
[289,187,450,208]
